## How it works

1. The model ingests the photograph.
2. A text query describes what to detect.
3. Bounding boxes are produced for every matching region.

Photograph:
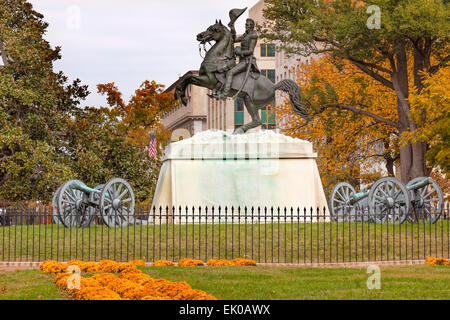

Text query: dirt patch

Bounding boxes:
[0,266,39,271]
[0,262,41,271]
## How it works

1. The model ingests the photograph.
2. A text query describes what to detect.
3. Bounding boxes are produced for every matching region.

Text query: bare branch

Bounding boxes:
[319,103,398,129]
[347,57,392,75]
[348,59,394,90]
[429,55,450,74]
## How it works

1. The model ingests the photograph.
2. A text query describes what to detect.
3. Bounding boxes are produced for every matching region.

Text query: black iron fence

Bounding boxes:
[0,204,449,264]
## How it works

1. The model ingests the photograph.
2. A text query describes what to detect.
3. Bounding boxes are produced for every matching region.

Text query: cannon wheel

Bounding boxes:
[329,182,358,222]
[407,177,443,224]
[52,185,63,225]
[99,178,135,228]
[89,184,103,225]
[57,180,91,228]
[368,177,410,225]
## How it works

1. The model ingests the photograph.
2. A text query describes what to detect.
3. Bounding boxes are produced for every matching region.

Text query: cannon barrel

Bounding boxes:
[349,177,431,204]
[330,176,442,225]
[406,177,432,191]
[69,181,101,194]
[349,190,370,203]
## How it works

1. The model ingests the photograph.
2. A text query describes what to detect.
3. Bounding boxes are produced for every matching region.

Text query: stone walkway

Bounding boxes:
[0,260,426,271]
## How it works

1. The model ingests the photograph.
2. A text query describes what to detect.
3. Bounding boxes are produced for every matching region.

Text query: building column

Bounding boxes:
[194,120,202,135]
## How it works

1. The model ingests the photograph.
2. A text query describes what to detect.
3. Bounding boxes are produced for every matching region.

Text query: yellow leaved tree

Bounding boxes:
[405,66,450,178]
[276,56,398,194]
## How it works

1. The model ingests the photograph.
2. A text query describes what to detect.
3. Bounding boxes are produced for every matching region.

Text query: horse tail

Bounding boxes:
[275,79,310,122]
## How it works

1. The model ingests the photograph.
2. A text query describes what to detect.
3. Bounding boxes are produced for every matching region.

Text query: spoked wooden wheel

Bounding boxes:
[57,180,91,228]
[407,177,443,224]
[88,185,103,225]
[369,177,410,225]
[329,182,358,222]
[52,185,63,225]
[100,178,135,228]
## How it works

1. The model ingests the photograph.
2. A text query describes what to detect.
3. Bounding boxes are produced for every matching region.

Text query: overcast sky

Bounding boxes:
[29,0,260,107]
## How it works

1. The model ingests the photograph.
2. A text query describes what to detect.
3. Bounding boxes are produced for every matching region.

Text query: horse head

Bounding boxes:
[196,19,228,44]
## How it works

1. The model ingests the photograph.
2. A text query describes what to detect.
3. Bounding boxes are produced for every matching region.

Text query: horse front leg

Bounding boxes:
[174,75,192,106]
[174,74,214,106]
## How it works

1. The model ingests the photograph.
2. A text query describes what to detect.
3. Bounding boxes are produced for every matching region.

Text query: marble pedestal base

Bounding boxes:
[151,131,329,223]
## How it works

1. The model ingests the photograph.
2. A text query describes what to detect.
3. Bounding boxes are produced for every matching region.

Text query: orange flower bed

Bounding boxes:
[153,260,175,267]
[425,256,449,266]
[40,260,216,300]
[207,259,233,266]
[40,260,69,275]
[230,258,257,266]
[206,258,257,266]
[178,258,205,266]
[130,259,146,267]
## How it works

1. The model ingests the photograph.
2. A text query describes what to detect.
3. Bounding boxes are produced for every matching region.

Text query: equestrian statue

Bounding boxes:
[174,7,310,134]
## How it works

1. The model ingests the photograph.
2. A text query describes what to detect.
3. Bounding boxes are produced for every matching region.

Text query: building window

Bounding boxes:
[260,105,276,130]
[234,98,244,127]
[261,44,275,57]
[235,98,244,112]
[261,69,275,83]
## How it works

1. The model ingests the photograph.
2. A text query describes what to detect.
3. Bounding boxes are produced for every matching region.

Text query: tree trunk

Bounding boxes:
[391,40,429,184]
[383,139,395,176]
[384,156,395,177]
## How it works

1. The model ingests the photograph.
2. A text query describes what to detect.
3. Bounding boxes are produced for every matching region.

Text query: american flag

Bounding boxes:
[148,131,157,159]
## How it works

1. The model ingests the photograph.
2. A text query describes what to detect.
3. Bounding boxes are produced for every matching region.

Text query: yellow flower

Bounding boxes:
[178,258,204,266]
[41,259,216,300]
[152,260,175,267]
[207,259,232,266]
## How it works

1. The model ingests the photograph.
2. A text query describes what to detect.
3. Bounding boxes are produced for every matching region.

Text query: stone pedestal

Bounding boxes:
[151,130,329,222]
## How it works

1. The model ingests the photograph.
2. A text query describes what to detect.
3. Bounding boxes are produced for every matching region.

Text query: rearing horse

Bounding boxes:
[174,20,310,134]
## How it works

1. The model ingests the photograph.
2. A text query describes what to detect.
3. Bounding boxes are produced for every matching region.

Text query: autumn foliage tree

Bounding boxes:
[263,0,449,183]
[277,56,399,193]
[65,106,162,203]
[407,65,450,198]
[97,80,175,152]
[96,80,176,202]
[406,65,449,178]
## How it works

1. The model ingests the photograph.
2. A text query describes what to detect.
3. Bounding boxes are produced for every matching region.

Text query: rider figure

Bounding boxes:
[217,18,259,100]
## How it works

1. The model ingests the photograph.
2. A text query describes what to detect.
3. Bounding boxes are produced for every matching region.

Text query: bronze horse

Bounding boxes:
[174,20,310,134]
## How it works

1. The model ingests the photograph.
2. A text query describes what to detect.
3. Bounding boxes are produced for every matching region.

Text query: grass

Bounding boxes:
[0,270,66,300]
[0,265,449,300]
[0,221,449,263]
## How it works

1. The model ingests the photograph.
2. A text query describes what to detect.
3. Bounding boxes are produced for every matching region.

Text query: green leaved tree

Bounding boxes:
[0,1,172,204]
[0,0,89,202]
[65,107,161,203]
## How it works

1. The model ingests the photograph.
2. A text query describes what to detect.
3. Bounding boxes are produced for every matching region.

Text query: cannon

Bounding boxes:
[52,178,145,228]
[329,176,443,224]
[406,177,444,224]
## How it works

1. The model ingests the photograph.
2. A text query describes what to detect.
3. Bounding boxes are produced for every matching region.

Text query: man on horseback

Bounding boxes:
[215,18,260,100]
[174,8,310,134]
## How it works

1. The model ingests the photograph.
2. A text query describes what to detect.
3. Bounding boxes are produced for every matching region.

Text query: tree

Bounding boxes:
[0,0,89,202]
[0,1,175,204]
[277,56,399,194]
[65,107,160,202]
[406,65,450,178]
[97,80,175,153]
[262,0,449,183]
[96,80,176,202]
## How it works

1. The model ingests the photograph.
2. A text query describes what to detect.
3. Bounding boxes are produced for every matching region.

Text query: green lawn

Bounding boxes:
[0,269,66,300]
[0,265,449,300]
[1,221,448,263]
